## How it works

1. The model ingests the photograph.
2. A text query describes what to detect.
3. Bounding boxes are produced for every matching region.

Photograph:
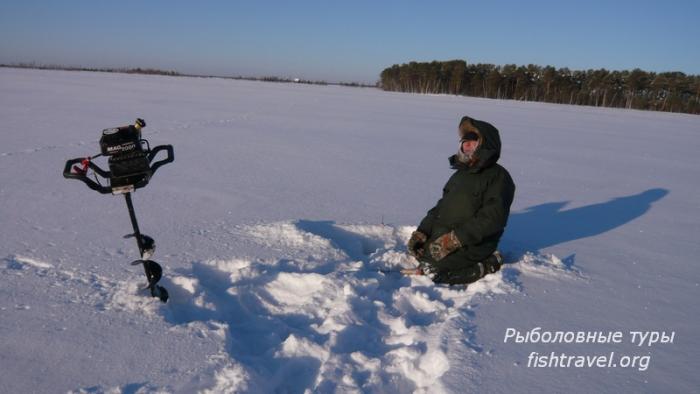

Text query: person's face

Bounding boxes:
[461,139,478,154]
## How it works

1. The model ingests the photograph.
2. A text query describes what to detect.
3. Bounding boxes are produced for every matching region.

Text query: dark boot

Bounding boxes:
[482,251,503,274]
[429,251,503,285]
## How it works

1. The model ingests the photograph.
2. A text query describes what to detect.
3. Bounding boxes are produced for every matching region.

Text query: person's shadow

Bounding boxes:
[502,188,668,264]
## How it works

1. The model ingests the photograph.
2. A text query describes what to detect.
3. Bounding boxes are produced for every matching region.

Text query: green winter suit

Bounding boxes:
[417,116,515,284]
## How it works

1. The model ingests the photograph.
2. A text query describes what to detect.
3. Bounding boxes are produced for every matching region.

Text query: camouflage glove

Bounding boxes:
[407,231,428,258]
[428,231,462,261]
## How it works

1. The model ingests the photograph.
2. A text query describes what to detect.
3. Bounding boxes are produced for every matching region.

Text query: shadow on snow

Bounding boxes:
[502,188,668,263]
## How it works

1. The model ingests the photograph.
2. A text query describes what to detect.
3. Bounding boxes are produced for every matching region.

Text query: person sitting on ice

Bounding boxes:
[407,116,516,284]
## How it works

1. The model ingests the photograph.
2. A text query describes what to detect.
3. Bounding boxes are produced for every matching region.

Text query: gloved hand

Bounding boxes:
[407,231,428,258]
[428,231,462,261]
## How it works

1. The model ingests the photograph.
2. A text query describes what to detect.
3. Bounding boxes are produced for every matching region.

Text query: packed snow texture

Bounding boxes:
[1,68,698,393]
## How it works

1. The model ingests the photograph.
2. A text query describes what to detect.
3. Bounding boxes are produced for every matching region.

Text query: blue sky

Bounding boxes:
[1,0,698,83]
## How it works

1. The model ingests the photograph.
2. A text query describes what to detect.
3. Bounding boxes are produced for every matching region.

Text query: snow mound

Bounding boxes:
[95,221,572,392]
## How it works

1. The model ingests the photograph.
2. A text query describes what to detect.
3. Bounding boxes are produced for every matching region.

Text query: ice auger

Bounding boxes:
[63,119,174,302]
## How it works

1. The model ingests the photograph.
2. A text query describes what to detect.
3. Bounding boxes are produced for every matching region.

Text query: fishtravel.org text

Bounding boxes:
[504,327,676,372]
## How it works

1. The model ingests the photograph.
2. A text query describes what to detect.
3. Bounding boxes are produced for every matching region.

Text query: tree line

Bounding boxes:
[2,62,181,76]
[2,63,375,88]
[380,60,700,114]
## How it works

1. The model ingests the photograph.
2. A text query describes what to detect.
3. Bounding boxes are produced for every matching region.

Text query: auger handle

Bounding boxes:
[62,157,113,194]
[148,144,174,175]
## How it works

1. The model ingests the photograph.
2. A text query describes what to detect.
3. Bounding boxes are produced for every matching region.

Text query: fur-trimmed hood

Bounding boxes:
[449,116,502,172]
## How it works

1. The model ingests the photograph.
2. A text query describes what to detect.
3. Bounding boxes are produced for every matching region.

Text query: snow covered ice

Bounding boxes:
[1,68,699,393]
